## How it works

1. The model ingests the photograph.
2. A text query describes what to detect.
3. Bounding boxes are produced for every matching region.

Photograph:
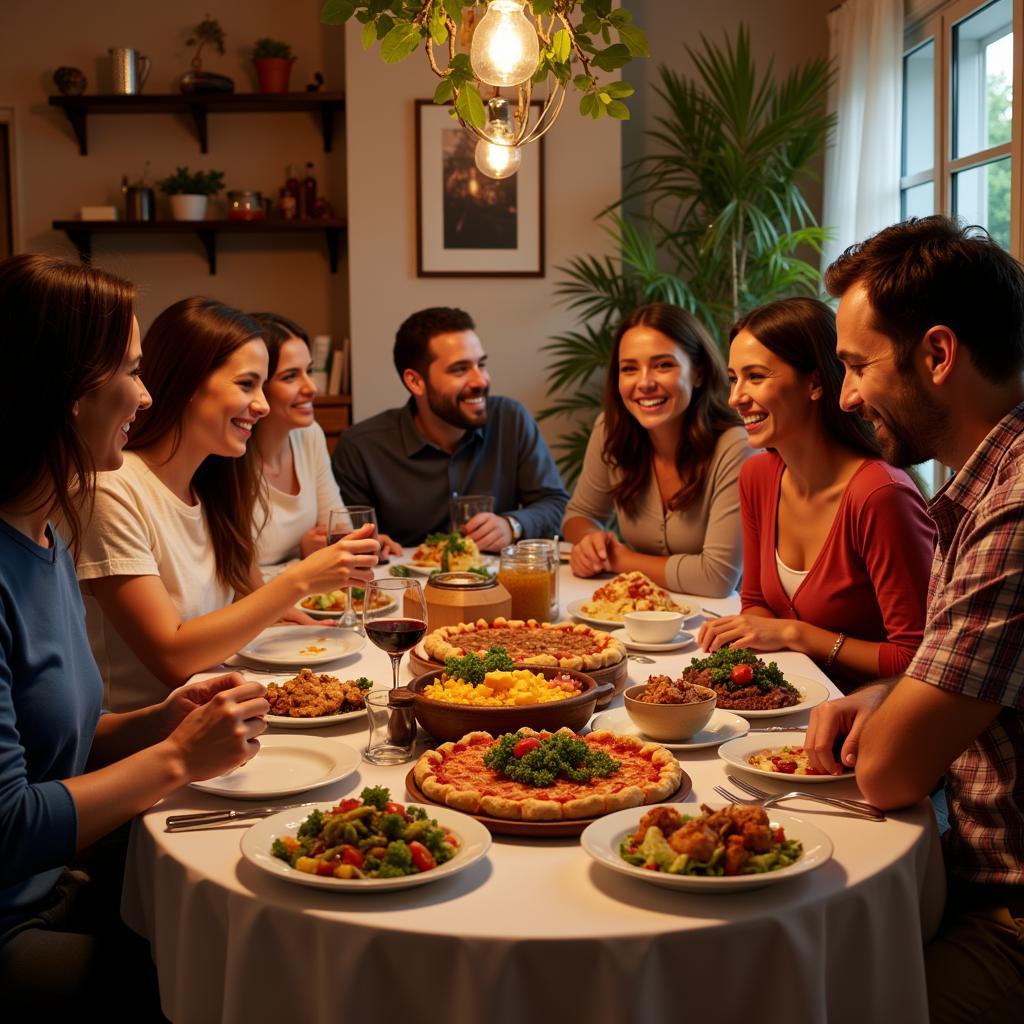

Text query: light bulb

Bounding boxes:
[474,136,521,179]
[470,1,540,88]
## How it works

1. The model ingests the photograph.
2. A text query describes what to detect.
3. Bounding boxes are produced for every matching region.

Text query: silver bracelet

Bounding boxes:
[825,631,846,668]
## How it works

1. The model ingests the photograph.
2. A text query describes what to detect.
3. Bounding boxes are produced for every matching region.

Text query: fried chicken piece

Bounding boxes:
[723,834,750,875]
[630,805,685,843]
[265,668,365,718]
[667,820,719,862]
[741,822,774,853]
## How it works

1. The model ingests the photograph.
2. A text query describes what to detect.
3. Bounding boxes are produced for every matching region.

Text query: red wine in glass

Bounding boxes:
[365,617,427,655]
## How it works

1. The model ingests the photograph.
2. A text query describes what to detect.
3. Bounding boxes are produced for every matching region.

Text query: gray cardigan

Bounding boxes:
[563,416,751,597]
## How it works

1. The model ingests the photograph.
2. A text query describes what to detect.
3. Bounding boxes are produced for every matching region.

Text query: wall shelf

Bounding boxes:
[52,218,348,275]
[48,91,346,155]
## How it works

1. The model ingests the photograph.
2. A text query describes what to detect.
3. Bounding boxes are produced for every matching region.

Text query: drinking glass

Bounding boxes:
[327,505,377,632]
[363,687,417,765]
[449,493,494,532]
[362,577,426,689]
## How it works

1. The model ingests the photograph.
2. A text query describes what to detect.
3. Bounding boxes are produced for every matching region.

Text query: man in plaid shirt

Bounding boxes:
[807,216,1024,1022]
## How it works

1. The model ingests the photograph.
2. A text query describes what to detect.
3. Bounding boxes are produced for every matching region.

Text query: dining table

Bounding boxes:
[121,555,946,1024]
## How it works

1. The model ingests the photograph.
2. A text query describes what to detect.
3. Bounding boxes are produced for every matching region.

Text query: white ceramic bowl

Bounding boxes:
[622,683,717,742]
[622,610,685,644]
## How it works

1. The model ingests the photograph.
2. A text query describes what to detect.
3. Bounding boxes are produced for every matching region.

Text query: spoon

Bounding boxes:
[628,654,656,664]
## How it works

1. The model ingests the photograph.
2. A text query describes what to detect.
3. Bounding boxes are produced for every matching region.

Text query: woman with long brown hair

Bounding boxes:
[78,297,379,712]
[0,255,267,1013]
[698,297,935,691]
[562,302,750,597]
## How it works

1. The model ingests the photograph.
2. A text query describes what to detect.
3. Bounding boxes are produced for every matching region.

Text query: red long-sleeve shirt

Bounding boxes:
[740,452,936,692]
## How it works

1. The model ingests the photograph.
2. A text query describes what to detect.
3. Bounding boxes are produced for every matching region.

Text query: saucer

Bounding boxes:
[609,626,695,652]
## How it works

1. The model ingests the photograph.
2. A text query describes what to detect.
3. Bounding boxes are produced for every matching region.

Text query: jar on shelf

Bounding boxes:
[515,539,559,620]
[226,190,266,221]
[497,545,552,623]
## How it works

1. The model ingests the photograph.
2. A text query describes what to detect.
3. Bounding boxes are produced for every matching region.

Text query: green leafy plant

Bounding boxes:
[253,37,294,60]
[158,166,226,196]
[539,26,835,485]
[319,1,647,130]
[187,15,226,68]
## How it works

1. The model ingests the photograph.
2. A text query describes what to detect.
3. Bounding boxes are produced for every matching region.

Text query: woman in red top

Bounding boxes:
[697,297,935,692]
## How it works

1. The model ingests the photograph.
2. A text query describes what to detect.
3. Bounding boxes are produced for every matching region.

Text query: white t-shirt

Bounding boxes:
[255,423,344,569]
[77,451,234,712]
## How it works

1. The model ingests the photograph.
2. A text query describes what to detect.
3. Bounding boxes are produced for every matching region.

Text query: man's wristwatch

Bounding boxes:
[503,515,523,541]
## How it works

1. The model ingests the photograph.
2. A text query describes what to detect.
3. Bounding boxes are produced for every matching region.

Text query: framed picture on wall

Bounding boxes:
[415,99,544,277]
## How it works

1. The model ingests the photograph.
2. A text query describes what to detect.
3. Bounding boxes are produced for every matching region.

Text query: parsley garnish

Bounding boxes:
[483,731,621,787]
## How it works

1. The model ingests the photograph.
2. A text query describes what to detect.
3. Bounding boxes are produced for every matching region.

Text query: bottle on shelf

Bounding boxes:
[278,164,300,220]
[301,161,317,219]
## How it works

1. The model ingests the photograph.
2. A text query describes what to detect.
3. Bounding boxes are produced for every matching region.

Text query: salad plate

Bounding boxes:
[241,803,491,891]
[718,730,857,783]
[295,591,398,620]
[580,803,833,892]
[190,736,360,799]
[724,675,830,719]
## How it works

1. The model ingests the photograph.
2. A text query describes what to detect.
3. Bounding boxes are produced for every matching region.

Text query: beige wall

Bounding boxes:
[0,0,348,335]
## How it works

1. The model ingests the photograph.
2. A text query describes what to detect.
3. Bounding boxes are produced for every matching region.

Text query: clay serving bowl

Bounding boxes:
[623,682,717,742]
[404,666,612,742]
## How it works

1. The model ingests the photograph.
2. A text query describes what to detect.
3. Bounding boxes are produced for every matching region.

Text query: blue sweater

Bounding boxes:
[0,518,102,930]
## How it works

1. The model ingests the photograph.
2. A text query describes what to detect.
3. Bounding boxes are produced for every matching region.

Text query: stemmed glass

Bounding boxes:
[327,505,378,633]
[361,577,426,689]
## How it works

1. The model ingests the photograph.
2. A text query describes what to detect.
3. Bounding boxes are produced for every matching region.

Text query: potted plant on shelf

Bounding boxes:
[159,166,226,221]
[252,38,295,94]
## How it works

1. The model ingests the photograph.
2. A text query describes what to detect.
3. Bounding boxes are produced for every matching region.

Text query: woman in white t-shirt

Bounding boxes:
[77,297,380,712]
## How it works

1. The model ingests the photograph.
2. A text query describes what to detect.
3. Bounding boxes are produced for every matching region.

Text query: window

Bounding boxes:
[901,0,1019,492]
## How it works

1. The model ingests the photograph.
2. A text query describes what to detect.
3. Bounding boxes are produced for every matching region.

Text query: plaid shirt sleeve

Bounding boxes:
[907,497,1024,711]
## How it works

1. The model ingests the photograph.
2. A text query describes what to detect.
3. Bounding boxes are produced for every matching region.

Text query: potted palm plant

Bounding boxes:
[252,38,295,93]
[159,166,226,220]
[539,26,835,485]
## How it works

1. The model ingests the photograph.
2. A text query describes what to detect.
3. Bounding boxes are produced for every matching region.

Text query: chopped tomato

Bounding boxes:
[385,801,407,817]
[771,758,798,775]
[730,664,754,686]
[340,845,365,868]
[444,829,460,847]
[643,862,659,871]
[513,737,542,758]
[409,841,435,872]
[335,798,361,813]
[774,827,787,843]
[315,859,336,877]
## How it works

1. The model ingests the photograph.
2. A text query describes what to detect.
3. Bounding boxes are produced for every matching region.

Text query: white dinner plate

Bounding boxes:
[609,626,695,652]
[241,803,492,892]
[580,802,833,892]
[718,674,830,719]
[718,730,856,783]
[247,671,370,729]
[294,593,398,620]
[395,557,497,577]
[590,707,750,751]
[566,598,699,630]
[190,736,360,799]
[237,626,365,668]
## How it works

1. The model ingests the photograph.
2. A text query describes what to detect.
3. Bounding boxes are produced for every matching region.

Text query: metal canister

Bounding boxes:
[109,48,150,95]
[123,186,155,221]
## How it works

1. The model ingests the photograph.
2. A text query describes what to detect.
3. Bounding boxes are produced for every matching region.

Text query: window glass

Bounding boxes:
[904,40,936,176]
[953,0,1013,159]
[901,181,935,218]
[953,157,1012,247]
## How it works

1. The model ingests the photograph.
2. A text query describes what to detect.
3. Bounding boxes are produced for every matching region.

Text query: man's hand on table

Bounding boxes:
[463,512,513,553]
[805,682,891,776]
[161,673,270,781]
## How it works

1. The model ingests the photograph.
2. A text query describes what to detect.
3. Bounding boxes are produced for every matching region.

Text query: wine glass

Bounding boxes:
[327,505,378,633]
[361,577,426,689]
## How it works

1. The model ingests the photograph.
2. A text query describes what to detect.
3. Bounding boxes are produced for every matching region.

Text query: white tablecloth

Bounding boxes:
[122,563,945,1024]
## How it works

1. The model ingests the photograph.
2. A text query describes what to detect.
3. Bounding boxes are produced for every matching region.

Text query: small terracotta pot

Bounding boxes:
[254,57,294,94]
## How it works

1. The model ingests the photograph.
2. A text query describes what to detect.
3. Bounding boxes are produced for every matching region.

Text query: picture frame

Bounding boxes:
[415,99,544,277]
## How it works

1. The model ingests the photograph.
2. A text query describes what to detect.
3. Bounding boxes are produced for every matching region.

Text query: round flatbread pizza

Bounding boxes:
[412,727,682,822]
[422,617,625,671]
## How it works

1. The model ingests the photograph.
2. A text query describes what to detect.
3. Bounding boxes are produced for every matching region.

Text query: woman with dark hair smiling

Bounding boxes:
[562,302,751,597]
[249,311,401,569]
[0,255,267,1014]
[78,297,380,713]
[698,297,935,691]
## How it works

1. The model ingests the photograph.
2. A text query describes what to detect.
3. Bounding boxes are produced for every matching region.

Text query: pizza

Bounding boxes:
[412,531,482,571]
[413,727,683,821]
[581,571,692,621]
[422,617,625,671]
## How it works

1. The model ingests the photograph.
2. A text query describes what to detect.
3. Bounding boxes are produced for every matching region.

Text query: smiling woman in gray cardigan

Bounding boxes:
[562,303,751,599]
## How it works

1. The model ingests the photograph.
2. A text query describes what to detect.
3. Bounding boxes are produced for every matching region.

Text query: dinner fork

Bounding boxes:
[712,784,885,821]
[728,774,884,818]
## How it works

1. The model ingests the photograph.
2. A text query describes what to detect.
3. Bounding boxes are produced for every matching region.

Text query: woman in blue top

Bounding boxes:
[0,254,269,1014]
